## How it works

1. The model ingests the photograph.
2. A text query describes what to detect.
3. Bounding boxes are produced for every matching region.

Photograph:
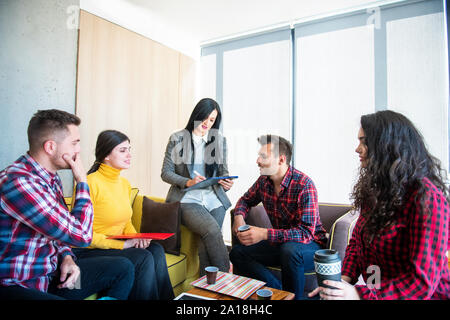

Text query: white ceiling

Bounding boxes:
[124,0,384,42]
[80,0,390,57]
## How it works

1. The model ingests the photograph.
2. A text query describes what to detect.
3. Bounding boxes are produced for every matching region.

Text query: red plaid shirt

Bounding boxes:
[0,154,93,292]
[342,178,450,299]
[234,166,327,246]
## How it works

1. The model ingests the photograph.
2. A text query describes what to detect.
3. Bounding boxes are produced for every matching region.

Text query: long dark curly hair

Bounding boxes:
[351,110,449,241]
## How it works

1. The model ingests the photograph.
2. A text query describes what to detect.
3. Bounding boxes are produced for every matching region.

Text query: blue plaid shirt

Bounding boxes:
[0,154,93,292]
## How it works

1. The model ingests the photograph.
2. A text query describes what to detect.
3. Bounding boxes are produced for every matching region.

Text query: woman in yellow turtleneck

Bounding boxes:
[71,130,174,300]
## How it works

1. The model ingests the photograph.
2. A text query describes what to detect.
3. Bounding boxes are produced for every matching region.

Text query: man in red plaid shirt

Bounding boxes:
[230,135,327,300]
[0,109,134,300]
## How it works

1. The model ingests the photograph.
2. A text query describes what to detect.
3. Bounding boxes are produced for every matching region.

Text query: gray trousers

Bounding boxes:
[180,203,230,276]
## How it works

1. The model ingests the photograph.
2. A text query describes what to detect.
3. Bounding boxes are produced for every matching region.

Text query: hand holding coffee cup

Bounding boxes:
[238,224,251,232]
[314,249,341,289]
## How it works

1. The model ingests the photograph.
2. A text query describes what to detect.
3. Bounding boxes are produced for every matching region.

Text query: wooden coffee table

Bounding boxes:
[187,286,295,300]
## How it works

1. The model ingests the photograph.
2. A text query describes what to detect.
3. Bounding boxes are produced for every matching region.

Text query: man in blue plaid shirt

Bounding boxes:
[0,109,134,300]
[230,135,327,300]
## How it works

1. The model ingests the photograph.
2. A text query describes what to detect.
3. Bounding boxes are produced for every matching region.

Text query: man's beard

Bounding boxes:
[51,152,71,171]
[259,165,277,176]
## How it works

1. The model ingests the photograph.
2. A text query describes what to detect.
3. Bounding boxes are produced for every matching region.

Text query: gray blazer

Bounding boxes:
[161,129,232,210]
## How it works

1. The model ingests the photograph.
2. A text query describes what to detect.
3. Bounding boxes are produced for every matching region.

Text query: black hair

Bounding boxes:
[185,98,222,132]
[351,110,449,242]
[257,134,293,164]
[87,130,130,174]
[184,98,223,178]
[27,109,81,152]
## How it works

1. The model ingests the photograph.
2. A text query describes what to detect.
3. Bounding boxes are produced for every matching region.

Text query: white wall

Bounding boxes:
[0,0,80,196]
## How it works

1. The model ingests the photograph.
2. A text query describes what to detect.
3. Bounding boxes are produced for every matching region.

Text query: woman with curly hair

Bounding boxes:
[309,110,450,299]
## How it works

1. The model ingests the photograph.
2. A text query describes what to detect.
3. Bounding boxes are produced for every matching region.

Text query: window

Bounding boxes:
[202,30,291,243]
[201,0,448,243]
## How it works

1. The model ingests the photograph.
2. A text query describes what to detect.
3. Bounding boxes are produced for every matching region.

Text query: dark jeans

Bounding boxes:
[229,240,321,300]
[73,242,174,300]
[0,255,135,300]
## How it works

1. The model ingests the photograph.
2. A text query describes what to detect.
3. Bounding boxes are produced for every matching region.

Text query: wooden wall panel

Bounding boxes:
[147,41,180,198]
[178,54,197,129]
[76,10,196,198]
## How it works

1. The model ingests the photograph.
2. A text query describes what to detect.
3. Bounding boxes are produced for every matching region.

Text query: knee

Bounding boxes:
[148,242,166,259]
[113,257,135,280]
[129,248,155,267]
[280,243,304,266]
[204,220,224,240]
[229,245,245,264]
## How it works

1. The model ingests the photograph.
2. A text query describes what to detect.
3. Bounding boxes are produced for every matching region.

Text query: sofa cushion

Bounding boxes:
[166,253,187,288]
[233,203,352,232]
[246,205,273,228]
[318,203,353,232]
[130,187,139,206]
[140,196,181,255]
[327,210,360,261]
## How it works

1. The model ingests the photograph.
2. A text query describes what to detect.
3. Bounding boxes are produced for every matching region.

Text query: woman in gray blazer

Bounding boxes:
[161,98,233,275]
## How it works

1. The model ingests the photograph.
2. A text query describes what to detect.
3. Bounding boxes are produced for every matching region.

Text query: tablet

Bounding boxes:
[174,292,216,300]
[182,176,238,192]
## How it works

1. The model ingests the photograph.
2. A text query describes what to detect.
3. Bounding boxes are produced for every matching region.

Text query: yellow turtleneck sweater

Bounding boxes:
[86,163,137,249]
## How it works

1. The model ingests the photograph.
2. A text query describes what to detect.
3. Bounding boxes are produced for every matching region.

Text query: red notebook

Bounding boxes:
[106,233,174,240]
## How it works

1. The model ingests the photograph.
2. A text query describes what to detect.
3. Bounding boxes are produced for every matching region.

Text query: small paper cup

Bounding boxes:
[204,266,219,285]
[238,225,250,232]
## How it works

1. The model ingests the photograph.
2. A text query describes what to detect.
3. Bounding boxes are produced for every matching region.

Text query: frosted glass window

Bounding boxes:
[201,0,447,246]
[221,39,291,243]
[199,54,216,100]
[387,13,448,170]
[295,24,375,203]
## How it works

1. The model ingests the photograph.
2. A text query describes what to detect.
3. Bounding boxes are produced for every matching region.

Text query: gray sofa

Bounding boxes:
[230,203,360,295]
